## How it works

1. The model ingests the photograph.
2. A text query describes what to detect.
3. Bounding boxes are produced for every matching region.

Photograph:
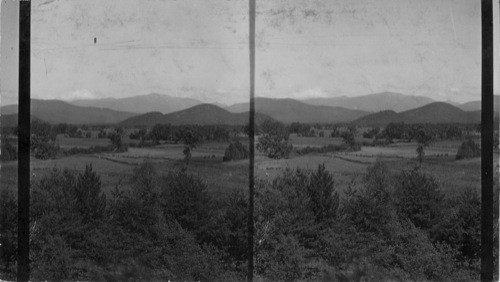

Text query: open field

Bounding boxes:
[344,141,461,159]
[1,135,494,199]
[288,135,343,148]
[1,141,250,196]
[1,155,134,194]
[56,136,111,149]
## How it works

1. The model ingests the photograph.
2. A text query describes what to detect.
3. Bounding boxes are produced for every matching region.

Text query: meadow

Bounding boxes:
[2,133,490,198]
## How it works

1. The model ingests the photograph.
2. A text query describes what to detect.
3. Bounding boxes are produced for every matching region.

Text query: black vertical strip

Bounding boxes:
[18,1,31,281]
[481,0,493,281]
[247,0,256,281]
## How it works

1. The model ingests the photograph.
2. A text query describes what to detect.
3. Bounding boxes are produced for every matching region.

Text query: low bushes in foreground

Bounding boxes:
[0,160,495,281]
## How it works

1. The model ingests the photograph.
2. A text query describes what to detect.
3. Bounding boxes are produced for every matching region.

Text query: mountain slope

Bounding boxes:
[120,104,272,126]
[354,102,481,125]
[352,110,403,125]
[70,93,203,114]
[302,92,436,112]
[1,99,136,124]
[226,97,367,123]
[457,95,499,112]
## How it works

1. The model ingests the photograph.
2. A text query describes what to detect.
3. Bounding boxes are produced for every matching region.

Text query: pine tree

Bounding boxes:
[74,164,106,223]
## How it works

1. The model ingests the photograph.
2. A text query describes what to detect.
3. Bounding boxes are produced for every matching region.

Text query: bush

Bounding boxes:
[74,165,106,223]
[307,164,339,224]
[27,162,230,280]
[0,137,17,161]
[257,120,293,159]
[109,129,128,152]
[32,140,59,160]
[393,168,444,231]
[256,234,307,281]
[456,139,481,160]
[295,144,347,155]
[64,145,115,156]
[223,140,248,162]
[161,170,210,233]
[0,189,17,280]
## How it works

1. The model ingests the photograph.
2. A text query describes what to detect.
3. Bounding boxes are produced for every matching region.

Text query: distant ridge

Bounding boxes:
[120,104,272,126]
[1,99,136,125]
[226,97,367,123]
[354,102,481,125]
[457,95,499,112]
[302,92,436,113]
[69,93,203,114]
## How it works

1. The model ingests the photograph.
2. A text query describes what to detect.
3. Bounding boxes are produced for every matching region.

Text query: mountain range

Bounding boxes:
[0,99,135,125]
[1,93,497,126]
[225,97,367,123]
[70,93,206,114]
[302,92,438,112]
[456,95,499,112]
[68,92,492,114]
[120,104,272,127]
[354,102,482,125]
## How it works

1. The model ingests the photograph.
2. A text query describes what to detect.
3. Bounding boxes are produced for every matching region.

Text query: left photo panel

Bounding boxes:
[1,0,252,280]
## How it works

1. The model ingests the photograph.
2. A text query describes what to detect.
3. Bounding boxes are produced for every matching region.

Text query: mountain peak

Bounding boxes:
[68,93,203,114]
[302,92,436,112]
[355,102,478,125]
[120,103,272,126]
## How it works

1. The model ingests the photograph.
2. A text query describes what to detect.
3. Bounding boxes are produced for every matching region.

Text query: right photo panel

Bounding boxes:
[246,0,499,280]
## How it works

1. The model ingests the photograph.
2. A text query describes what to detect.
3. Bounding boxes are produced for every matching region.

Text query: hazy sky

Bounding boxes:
[1,0,499,106]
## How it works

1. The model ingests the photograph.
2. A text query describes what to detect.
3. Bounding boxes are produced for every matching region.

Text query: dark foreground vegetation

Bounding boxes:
[1,159,496,281]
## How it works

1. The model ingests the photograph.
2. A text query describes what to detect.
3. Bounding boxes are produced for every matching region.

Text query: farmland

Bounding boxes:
[1,133,490,197]
[1,122,497,281]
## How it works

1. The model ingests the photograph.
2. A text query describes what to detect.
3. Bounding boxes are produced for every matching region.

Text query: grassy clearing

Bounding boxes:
[2,136,490,200]
[1,155,134,193]
[254,154,367,193]
[348,140,462,159]
[289,135,343,148]
[383,156,483,195]
[152,158,250,196]
[56,136,111,149]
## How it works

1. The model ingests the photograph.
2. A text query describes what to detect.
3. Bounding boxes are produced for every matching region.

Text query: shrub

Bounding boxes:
[393,168,444,231]
[256,234,306,281]
[0,137,17,161]
[223,140,248,161]
[432,188,480,264]
[0,190,17,280]
[161,170,210,234]
[307,164,339,224]
[295,144,347,155]
[257,120,293,159]
[64,145,115,156]
[456,139,481,160]
[32,141,59,160]
[109,129,128,152]
[74,165,106,223]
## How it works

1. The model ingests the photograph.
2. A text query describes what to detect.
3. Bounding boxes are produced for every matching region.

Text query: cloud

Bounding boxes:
[286,88,330,99]
[63,89,98,100]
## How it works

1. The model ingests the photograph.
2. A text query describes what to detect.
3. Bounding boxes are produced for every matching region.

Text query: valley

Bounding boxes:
[1,93,497,281]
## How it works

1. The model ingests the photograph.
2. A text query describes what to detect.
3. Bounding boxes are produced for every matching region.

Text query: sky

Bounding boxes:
[1,0,499,106]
